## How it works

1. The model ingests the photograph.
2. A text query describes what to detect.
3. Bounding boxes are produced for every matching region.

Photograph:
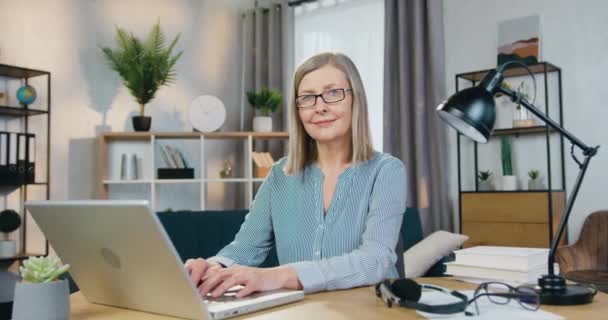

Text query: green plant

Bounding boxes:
[528,169,540,180]
[19,257,70,283]
[0,209,21,240]
[478,170,493,181]
[501,137,513,176]
[101,21,182,117]
[246,87,282,117]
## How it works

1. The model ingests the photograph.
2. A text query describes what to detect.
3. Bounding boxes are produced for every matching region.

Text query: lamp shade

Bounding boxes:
[437,86,497,143]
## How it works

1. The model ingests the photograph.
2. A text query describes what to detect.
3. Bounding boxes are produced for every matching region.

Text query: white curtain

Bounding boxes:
[294,0,384,151]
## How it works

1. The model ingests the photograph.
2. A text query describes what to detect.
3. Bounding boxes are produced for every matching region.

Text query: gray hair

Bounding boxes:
[284,52,374,175]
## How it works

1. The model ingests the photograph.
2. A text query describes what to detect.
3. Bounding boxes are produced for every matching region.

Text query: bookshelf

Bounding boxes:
[454,62,566,248]
[97,131,288,211]
[0,64,51,262]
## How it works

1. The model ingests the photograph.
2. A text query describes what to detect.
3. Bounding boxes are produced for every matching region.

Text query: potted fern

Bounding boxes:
[246,87,282,132]
[101,21,182,131]
[478,170,494,191]
[12,257,70,319]
[501,137,517,190]
[0,209,21,258]
[528,169,544,190]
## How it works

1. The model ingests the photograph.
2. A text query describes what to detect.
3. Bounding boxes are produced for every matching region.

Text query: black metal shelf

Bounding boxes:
[0,105,49,117]
[454,61,566,248]
[0,252,47,262]
[0,181,49,188]
[456,62,560,82]
[492,126,556,137]
[0,64,51,262]
[0,64,49,78]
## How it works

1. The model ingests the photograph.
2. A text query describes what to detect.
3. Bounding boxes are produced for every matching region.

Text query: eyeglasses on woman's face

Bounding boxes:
[296,88,352,109]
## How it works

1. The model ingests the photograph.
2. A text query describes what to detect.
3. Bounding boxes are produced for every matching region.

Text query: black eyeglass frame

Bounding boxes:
[295,88,353,109]
[465,281,540,316]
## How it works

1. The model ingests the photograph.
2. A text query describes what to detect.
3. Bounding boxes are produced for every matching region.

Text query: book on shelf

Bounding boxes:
[453,246,549,271]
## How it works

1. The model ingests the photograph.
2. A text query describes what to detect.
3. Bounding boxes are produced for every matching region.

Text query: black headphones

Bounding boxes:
[375,278,468,314]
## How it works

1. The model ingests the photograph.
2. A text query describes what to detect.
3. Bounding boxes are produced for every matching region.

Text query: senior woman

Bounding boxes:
[186,52,407,298]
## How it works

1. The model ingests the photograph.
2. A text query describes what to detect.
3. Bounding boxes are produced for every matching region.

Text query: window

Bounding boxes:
[294,0,384,150]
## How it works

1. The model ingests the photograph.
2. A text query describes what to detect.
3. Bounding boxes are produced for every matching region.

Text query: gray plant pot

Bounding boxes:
[0,240,17,258]
[12,279,70,320]
[478,180,494,191]
[528,179,545,190]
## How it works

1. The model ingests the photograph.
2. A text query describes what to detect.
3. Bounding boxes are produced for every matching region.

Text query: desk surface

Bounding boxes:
[71,278,607,319]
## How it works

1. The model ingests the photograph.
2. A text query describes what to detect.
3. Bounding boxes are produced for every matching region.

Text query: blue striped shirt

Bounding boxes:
[208,152,407,293]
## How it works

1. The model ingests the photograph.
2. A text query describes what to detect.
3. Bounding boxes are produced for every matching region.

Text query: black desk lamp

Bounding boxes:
[436,61,599,305]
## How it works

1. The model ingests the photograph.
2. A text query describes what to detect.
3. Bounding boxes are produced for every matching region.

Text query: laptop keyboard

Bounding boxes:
[202,286,264,305]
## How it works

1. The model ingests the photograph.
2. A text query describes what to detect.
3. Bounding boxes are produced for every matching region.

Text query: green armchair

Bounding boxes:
[157,207,450,277]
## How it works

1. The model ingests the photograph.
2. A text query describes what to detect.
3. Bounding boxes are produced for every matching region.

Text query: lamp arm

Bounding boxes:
[497,86,596,156]
[496,85,600,276]
[546,153,594,274]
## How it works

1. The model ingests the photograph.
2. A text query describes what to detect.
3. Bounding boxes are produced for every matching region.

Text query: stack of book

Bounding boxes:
[252,152,274,178]
[445,246,556,284]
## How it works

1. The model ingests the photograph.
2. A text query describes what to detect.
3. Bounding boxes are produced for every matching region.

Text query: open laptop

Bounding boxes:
[25,200,304,320]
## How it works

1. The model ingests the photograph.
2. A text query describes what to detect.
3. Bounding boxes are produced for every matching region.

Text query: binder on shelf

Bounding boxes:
[0,131,8,168]
[0,132,36,185]
[17,133,27,176]
[0,132,8,180]
[26,134,35,183]
[8,132,17,173]
[1,132,21,185]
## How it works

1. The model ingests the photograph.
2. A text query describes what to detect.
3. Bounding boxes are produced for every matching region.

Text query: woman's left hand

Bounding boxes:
[198,265,302,298]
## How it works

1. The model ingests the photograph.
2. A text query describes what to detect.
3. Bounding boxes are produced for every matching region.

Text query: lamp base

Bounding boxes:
[538,274,595,305]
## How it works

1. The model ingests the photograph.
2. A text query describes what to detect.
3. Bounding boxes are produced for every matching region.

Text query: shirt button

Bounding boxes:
[319,225,325,230]
[314,250,321,256]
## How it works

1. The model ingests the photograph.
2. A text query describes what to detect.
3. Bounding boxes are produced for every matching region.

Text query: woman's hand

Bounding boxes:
[198,265,302,298]
[184,258,224,287]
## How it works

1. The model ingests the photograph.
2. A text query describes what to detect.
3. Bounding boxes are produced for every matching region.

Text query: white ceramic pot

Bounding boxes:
[0,240,16,258]
[12,279,70,320]
[501,175,517,191]
[253,116,272,132]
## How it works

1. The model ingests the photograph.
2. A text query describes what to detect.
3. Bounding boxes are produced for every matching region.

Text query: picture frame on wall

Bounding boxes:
[497,15,541,66]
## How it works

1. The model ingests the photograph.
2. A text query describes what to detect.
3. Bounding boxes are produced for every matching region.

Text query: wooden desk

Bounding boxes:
[71,278,607,319]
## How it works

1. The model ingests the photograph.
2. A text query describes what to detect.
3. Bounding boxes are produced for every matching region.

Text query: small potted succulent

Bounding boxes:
[246,87,282,132]
[528,169,544,190]
[0,209,21,258]
[478,170,494,191]
[101,21,182,131]
[12,257,71,319]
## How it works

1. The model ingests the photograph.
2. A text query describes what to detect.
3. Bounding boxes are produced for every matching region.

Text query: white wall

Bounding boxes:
[443,0,608,242]
[0,0,251,253]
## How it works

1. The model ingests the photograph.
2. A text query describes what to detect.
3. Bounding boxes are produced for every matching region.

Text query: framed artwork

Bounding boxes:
[497,15,541,66]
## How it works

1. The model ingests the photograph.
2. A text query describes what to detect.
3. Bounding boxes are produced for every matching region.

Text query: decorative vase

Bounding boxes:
[0,240,16,258]
[501,175,517,191]
[478,180,494,191]
[132,116,152,132]
[528,179,545,190]
[219,160,233,178]
[253,116,272,132]
[12,279,70,320]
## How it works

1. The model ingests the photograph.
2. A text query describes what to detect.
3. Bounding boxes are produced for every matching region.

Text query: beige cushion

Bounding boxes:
[404,230,469,278]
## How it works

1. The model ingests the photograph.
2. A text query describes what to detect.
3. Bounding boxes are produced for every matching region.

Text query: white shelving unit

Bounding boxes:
[98,131,288,211]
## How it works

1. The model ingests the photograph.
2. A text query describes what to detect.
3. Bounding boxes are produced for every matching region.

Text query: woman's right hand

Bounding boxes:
[184,258,223,287]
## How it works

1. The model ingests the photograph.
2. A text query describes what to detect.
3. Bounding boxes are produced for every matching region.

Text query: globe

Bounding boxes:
[17,85,37,105]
